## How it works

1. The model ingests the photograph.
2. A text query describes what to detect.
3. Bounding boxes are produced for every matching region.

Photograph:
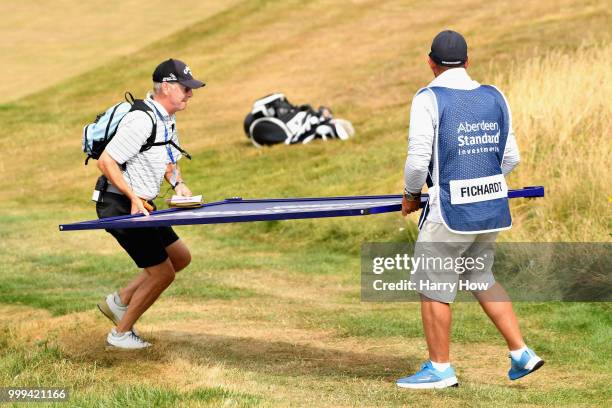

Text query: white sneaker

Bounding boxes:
[106,328,151,350]
[97,292,139,336]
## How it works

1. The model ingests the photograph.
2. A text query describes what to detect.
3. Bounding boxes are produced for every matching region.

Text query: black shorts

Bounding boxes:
[96,192,179,268]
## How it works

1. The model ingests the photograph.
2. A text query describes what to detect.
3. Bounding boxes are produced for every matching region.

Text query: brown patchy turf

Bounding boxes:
[2,299,600,407]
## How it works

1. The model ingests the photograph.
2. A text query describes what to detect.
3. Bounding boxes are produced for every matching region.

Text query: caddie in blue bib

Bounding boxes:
[421,85,512,233]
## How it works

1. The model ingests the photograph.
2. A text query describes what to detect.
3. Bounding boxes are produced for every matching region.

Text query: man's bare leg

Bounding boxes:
[118,270,147,306]
[117,239,191,305]
[116,258,175,333]
[165,240,191,273]
[473,282,525,350]
[421,295,452,363]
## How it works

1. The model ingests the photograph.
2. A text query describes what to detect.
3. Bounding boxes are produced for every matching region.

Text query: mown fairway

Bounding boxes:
[0,0,610,406]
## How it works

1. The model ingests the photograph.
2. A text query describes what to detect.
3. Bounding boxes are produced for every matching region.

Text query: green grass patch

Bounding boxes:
[168,281,258,301]
[69,385,261,408]
[0,249,258,315]
[326,308,424,338]
[300,302,611,370]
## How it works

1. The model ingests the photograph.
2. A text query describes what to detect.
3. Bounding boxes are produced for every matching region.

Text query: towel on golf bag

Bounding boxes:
[243,93,354,147]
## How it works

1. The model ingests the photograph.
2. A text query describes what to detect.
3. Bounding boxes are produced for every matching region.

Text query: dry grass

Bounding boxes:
[0,0,241,103]
[499,43,612,241]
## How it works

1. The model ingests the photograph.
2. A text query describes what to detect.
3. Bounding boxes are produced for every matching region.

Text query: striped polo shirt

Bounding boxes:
[105,93,183,200]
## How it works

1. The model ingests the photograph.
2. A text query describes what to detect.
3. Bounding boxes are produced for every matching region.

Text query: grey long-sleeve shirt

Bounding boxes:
[404,68,520,224]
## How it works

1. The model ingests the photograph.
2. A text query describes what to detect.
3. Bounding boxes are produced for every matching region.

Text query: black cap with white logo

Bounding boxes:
[429,30,468,67]
[152,58,205,89]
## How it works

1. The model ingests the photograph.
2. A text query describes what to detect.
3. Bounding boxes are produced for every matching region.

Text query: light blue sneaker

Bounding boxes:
[396,361,459,389]
[508,348,544,380]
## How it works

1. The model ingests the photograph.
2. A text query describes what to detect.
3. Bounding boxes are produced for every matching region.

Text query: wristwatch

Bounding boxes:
[172,181,184,190]
[403,188,421,202]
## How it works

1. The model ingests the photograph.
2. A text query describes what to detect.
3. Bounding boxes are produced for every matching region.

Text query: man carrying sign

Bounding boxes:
[398,30,544,388]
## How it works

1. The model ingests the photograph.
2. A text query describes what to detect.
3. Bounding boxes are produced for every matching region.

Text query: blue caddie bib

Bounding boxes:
[420,85,512,233]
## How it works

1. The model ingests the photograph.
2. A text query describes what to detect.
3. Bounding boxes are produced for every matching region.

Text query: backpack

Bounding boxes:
[243,93,353,147]
[82,92,191,165]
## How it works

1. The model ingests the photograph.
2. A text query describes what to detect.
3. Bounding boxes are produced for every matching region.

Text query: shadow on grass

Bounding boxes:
[65,330,419,382]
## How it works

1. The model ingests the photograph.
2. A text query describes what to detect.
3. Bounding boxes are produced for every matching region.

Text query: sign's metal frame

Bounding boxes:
[59,186,544,231]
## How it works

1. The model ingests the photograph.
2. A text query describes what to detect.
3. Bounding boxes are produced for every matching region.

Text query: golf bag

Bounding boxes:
[243,93,354,147]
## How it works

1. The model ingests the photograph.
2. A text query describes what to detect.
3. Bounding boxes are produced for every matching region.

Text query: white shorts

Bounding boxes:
[410,220,499,303]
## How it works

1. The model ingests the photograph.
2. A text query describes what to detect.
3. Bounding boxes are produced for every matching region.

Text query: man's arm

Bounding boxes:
[501,128,520,175]
[402,91,435,216]
[494,87,520,175]
[164,163,192,197]
[164,122,192,196]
